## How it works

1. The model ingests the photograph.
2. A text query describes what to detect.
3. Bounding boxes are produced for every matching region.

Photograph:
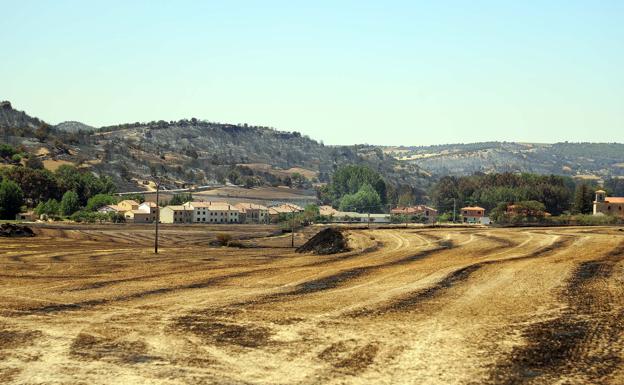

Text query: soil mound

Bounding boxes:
[296,228,349,255]
[0,223,35,237]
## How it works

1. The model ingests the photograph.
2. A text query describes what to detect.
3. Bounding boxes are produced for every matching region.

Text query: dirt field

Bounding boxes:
[1,225,623,384]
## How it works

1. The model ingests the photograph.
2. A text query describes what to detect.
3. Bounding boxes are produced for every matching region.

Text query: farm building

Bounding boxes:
[117,200,140,212]
[391,205,438,223]
[234,203,269,224]
[461,206,487,224]
[139,201,159,222]
[98,204,122,214]
[593,190,624,218]
[15,211,36,221]
[160,205,193,224]
[124,210,153,223]
[268,204,304,222]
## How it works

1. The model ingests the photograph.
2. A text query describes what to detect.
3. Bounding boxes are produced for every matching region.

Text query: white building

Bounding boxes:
[183,201,241,224]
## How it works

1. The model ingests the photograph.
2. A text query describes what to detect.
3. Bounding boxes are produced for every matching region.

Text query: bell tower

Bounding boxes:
[595,190,606,203]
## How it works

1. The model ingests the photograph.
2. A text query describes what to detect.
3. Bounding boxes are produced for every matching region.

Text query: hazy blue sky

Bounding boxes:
[2,1,623,145]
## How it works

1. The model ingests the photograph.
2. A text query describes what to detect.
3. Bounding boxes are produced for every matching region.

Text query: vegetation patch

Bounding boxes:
[69,333,154,364]
[296,228,349,255]
[0,223,35,237]
[175,312,272,348]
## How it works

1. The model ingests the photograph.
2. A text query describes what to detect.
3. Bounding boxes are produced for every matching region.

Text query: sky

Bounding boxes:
[2,1,623,146]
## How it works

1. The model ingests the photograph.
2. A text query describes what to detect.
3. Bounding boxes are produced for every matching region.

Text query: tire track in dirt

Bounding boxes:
[281,239,455,297]
[348,236,575,318]
[487,241,624,385]
[14,269,275,315]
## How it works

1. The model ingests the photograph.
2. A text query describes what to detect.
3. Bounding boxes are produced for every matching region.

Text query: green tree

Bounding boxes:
[0,179,24,219]
[85,194,117,211]
[604,178,624,197]
[0,144,16,159]
[327,165,387,207]
[34,199,61,217]
[169,193,192,205]
[572,183,594,214]
[1,166,60,204]
[339,183,382,213]
[302,204,320,223]
[60,190,80,216]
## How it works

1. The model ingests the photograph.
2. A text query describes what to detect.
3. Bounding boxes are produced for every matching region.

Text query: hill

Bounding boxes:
[55,121,96,133]
[2,101,623,198]
[384,142,624,180]
[0,102,430,197]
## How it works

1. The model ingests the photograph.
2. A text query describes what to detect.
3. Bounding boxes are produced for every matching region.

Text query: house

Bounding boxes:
[268,204,304,222]
[116,200,140,212]
[234,203,269,224]
[593,190,624,218]
[139,201,159,222]
[183,201,241,224]
[160,205,193,224]
[97,204,122,214]
[391,205,438,223]
[15,211,36,221]
[461,206,486,224]
[319,205,339,217]
[124,210,153,223]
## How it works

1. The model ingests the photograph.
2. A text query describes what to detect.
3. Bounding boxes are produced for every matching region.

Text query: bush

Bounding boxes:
[85,193,117,211]
[215,233,232,246]
[35,199,60,218]
[60,190,81,216]
[0,179,24,219]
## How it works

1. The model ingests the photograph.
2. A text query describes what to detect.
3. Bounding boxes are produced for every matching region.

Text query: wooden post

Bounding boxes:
[291,206,295,248]
[154,183,159,254]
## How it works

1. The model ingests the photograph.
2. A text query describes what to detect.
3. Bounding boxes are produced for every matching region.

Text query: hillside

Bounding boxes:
[2,101,623,197]
[384,142,624,180]
[0,102,430,195]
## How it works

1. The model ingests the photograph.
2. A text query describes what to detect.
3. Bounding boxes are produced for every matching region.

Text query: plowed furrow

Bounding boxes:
[488,242,624,384]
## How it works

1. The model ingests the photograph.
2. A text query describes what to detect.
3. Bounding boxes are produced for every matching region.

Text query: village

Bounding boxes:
[14,188,619,226]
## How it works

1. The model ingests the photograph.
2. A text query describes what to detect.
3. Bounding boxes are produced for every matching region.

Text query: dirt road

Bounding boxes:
[1,225,623,384]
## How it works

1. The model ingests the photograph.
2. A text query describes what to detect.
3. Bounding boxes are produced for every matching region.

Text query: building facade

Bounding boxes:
[461,206,486,223]
[593,190,624,218]
[234,203,269,224]
[160,205,193,224]
[390,205,438,223]
[183,202,241,223]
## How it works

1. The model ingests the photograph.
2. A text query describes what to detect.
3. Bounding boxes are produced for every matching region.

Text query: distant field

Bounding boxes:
[1,225,623,384]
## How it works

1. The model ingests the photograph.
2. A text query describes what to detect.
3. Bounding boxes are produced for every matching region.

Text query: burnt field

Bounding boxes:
[1,225,623,384]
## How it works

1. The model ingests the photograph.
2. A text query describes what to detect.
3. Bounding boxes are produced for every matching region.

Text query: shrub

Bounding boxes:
[0,179,24,219]
[215,233,232,246]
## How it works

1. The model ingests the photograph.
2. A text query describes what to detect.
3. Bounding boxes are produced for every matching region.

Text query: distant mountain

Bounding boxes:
[55,121,96,133]
[384,142,624,180]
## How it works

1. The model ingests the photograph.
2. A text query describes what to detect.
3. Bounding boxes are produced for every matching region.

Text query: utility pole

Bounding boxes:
[154,182,160,254]
[367,211,371,229]
[291,205,295,248]
[453,198,456,223]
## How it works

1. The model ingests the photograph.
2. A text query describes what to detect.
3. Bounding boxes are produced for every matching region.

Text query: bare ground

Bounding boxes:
[1,225,623,384]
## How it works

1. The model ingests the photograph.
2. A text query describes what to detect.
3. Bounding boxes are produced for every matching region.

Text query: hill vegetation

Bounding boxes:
[386,142,624,179]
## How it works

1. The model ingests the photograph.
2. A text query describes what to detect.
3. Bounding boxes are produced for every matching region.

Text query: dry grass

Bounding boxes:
[1,225,623,384]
